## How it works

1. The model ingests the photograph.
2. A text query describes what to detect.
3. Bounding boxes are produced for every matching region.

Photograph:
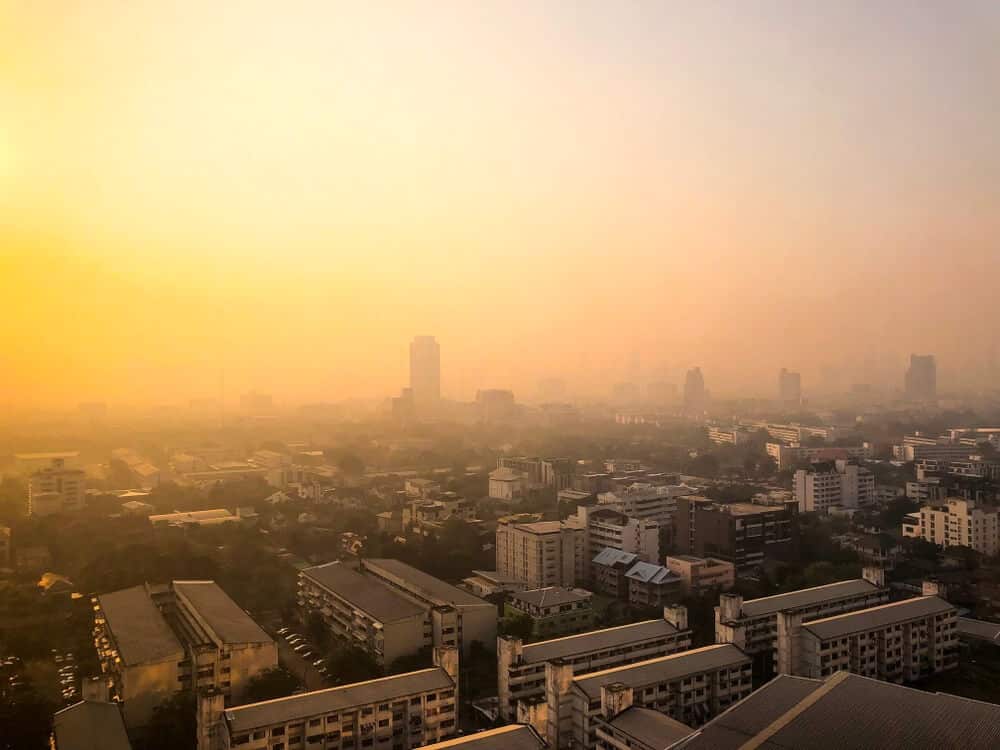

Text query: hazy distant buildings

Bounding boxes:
[476,389,516,422]
[239,391,273,413]
[777,368,801,405]
[904,354,937,402]
[28,457,86,516]
[410,335,441,414]
[682,368,706,415]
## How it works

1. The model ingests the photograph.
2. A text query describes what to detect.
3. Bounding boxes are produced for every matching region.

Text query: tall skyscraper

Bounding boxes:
[409,335,441,413]
[904,354,937,402]
[778,368,802,405]
[683,367,706,414]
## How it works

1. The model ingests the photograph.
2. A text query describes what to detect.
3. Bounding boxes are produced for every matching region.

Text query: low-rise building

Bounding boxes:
[549,644,752,749]
[590,549,639,599]
[505,587,594,638]
[460,570,529,598]
[782,595,959,683]
[498,608,692,721]
[28,457,86,516]
[624,562,682,609]
[52,700,132,750]
[715,569,889,681]
[203,648,459,750]
[93,581,277,729]
[901,497,1000,555]
[665,555,734,595]
[489,468,529,502]
[149,509,240,527]
[421,725,545,750]
[566,506,659,580]
[595,705,693,750]
[675,497,797,572]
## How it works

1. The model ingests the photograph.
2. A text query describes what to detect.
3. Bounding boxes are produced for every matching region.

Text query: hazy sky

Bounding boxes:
[2,1,998,406]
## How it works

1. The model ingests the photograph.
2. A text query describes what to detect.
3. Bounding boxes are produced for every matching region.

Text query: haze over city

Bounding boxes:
[3,1,999,408]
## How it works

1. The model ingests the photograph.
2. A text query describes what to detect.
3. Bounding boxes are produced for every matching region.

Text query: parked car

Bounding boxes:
[278,627,290,636]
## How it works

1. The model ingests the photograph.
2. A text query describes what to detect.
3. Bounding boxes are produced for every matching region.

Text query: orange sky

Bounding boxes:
[2,1,998,406]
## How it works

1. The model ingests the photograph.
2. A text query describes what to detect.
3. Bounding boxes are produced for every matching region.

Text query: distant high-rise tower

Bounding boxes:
[778,368,802,405]
[904,354,937,402]
[409,336,441,413]
[683,367,706,414]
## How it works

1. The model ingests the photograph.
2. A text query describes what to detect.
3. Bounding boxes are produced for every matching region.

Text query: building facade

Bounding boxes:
[28,457,86,516]
[665,555,735,595]
[901,497,1000,555]
[794,460,875,514]
[675,497,797,571]
[504,587,595,639]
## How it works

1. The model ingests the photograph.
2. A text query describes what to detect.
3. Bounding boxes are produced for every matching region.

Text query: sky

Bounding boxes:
[2,1,998,406]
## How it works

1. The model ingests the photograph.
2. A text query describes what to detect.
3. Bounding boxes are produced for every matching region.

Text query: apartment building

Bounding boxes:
[496,516,580,589]
[489,468,529,502]
[566,506,659,581]
[421,726,545,750]
[715,569,888,681]
[505,587,594,638]
[359,559,497,656]
[665,556,734,595]
[497,608,692,721]
[794,459,875,514]
[767,442,873,471]
[597,482,695,526]
[901,497,1000,555]
[550,644,752,750]
[499,457,575,490]
[707,427,750,446]
[782,594,959,684]
[674,497,797,571]
[52,700,132,750]
[28,457,86,516]
[624,562,682,609]
[93,581,276,729]
[594,705,693,750]
[203,648,459,750]
[298,563,429,666]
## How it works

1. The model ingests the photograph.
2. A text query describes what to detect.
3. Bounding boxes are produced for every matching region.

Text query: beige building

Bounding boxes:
[901,497,1000,555]
[149,509,240,527]
[202,647,459,750]
[93,581,276,729]
[504,587,595,639]
[498,608,692,721]
[665,556,735,595]
[566,506,659,582]
[496,516,580,589]
[794,459,875,514]
[28,458,86,516]
[421,725,545,750]
[550,644,752,750]
[715,569,889,681]
[782,594,959,684]
[52,700,132,750]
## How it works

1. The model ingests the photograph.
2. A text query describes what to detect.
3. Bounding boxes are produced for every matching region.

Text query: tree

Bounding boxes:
[388,646,433,675]
[0,685,52,750]
[499,613,534,640]
[243,668,301,703]
[306,611,330,650]
[337,453,366,477]
[144,691,196,750]
[326,642,381,685]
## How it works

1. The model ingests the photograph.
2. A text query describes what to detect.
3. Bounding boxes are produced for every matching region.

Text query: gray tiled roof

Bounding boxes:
[669,675,823,749]
[957,617,1000,642]
[625,562,679,585]
[97,586,184,666]
[520,619,680,664]
[574,644,748,699]
[608,706,693,748]
[802,596,953,641]
[225,668,454,733]
[593,548,638,567]
[735,579,880,619]
[301,563,426,622]
[173,581,272,645]
[421,725,545,750]
[363,559,489,607]
[52,701,133,750]
[510,587,592,608]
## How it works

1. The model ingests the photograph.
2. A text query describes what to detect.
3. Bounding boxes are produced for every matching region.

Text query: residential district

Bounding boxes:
[4,343,1000,748]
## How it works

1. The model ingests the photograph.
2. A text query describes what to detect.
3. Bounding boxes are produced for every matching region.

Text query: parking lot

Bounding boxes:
[275,627,329,691]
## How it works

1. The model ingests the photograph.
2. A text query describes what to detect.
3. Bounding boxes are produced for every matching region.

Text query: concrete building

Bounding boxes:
[597,482,695,527]
[901,497,1000,555]
[499,457,575,490]
[298,563,429,667]
[409,335,441,415]
[624,562,682,609]
[52,700,132,750]
[682,368,707,415]
[421,725,545,750]
[767,442,873,471]
[496,516,580,589]
[498,608,693,722]
[783,594,958,684]
[92,581,276,729]
[28,457,86,516]
[476,389,517,423]
[777,368,801,405]
[488,468,529,502]
[567,506,659,579]
[203,647,459,750]
[590,549,640,600]
[505,587,595,638]
[707,427,750,446]
[672,671,1000,750]
[675,497,797,572]
[715,570,888,681]
[360,559,497,656]
[904,353,937,402]
[460,570,529,598]
[595,705,692,750]
[793,459,875,514]
[550,644,752,749]
[665,556,734,595]
[149,509,240,527]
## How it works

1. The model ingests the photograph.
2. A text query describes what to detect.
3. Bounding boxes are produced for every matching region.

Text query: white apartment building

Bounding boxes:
[597,483,695,526]
[202,648,459,750]
[28,458,86,516]
[794,459,875,514]
[489,468,529,502]
[566,506,659,582]
[498,609,692,721]
[767,442,873,471]
[496,516,580,589]
[707,427,750,446]
[901,497,1000,556]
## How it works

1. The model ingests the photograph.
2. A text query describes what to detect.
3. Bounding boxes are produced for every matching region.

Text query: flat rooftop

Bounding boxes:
[957,617,1000,643]
[53,700,133,750]
[609,706,692,748]
[802,596,953,641]
[509,587,592,608]
[422,725,545,750]
[301,563,425,622]
[509,520,563,534]
[98,586,183,666]
[520,619,681,664]
[173,581,272,645]
[734,579,881,619]
[363,559,488,607]
[224,667,453,733]
[574,644,748,699]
